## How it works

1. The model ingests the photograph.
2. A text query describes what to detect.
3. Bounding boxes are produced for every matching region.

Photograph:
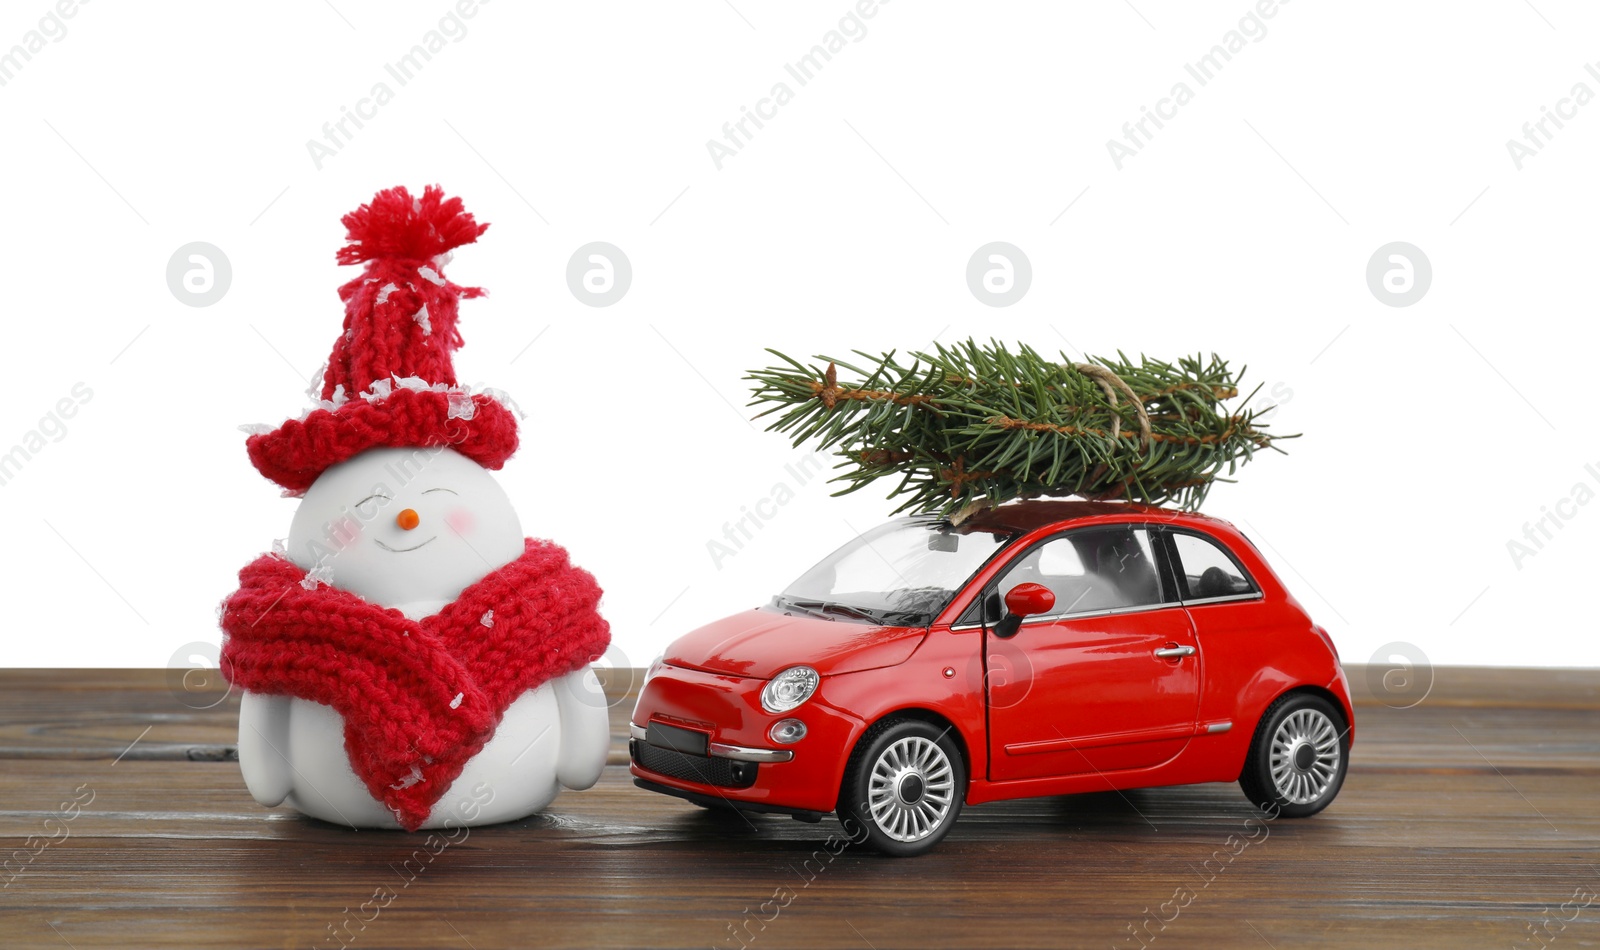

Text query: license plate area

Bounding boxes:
[647,720,710,756]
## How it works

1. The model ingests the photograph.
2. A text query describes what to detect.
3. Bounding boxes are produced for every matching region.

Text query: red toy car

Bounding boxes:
[630,501,1352,856]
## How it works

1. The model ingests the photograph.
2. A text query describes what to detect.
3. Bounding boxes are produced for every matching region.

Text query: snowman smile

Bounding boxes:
[375,536,438,553]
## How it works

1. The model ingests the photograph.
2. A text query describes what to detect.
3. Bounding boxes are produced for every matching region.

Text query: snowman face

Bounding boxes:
[286,447,524,612]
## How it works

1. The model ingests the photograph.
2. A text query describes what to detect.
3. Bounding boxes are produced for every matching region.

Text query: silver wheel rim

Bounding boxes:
[1269,708,1341,804]
[867,735,955,842]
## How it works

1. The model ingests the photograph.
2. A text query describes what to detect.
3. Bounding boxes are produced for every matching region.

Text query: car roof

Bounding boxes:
[951,499,1228,535]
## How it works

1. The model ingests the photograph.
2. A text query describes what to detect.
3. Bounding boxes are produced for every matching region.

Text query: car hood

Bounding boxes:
[665,606,928,680]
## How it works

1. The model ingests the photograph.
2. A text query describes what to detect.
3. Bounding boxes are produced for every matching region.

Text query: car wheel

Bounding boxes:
[837,718,965,857]
[1239,692,1349,818]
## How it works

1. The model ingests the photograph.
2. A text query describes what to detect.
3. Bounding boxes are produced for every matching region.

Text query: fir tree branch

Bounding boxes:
[747,339,1295,517]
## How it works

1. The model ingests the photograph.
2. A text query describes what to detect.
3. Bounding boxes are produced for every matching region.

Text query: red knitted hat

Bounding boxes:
[245,185,519,494]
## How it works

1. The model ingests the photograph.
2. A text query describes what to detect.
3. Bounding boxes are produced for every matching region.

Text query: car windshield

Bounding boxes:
[774,517,1014,626]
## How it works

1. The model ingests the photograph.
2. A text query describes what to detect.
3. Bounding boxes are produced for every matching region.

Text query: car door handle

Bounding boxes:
[1153,645,1196,658]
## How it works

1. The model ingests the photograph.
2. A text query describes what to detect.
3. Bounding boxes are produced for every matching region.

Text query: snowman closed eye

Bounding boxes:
[222,187,612,831]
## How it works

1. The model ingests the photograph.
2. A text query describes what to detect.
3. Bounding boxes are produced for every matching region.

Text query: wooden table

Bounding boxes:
[1,667,1596,949]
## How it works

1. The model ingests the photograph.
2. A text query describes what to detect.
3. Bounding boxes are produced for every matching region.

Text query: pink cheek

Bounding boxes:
[444,506,476,536]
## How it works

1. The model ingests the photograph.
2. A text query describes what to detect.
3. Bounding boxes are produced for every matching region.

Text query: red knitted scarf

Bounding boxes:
[219,539,609,830]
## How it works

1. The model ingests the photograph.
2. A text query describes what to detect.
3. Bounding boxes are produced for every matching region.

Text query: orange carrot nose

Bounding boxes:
[396,508,420,530]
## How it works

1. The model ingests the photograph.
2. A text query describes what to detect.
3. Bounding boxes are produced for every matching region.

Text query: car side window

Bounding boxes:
[1169,530,1259,601]
[996,525,1173,618]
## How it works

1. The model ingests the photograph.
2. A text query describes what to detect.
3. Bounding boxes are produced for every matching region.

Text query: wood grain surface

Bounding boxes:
[0,666,1596,950]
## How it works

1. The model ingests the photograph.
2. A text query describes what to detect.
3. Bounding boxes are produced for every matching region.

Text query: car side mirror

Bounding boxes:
[1005,583,1055,617]
[993,583,1055,639]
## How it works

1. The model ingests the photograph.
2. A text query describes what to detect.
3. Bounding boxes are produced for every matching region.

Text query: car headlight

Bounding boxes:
[761,666,820,714]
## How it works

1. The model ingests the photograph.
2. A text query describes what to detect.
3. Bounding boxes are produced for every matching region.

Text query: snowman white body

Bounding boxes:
[235,447,610,829]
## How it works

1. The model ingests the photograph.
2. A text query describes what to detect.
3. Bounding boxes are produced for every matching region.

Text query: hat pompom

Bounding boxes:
[336,184,489,266]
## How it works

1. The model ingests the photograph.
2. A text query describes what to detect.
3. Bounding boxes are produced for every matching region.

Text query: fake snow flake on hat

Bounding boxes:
[245,185,520,494]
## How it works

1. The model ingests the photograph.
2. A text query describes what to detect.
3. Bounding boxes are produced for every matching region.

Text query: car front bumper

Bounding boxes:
[627,661,863,815]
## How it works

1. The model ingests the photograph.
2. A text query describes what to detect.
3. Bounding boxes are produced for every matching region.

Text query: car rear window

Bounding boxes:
[1168,530,1259,601]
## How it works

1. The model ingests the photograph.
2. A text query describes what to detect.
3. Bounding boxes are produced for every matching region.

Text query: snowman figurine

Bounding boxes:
[221,186,611,830]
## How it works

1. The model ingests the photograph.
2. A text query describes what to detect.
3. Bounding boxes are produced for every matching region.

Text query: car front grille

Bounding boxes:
[631,739,758,789]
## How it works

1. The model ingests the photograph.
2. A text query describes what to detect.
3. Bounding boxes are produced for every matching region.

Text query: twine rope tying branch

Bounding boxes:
[1074,362,1151,451]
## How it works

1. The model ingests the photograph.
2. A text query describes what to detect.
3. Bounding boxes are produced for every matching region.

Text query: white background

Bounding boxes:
[1,0,1596,669]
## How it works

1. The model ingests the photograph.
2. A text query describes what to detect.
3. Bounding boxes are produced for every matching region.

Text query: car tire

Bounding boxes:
[1239,692,1349,818]
[837,718,965,857]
